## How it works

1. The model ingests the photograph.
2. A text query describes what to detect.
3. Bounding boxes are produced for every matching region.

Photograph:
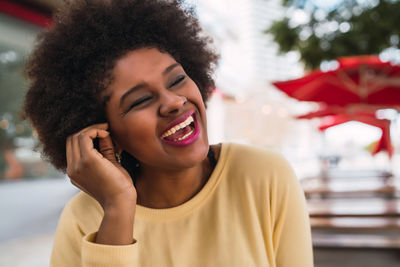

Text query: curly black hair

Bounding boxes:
[23,0,219,172]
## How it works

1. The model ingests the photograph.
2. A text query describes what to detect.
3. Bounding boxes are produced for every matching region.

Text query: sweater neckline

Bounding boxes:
[135,143,229,222]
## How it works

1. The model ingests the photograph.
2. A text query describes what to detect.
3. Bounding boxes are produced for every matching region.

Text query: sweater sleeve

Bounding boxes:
[50,196,138,267]
[271,156,314,267]
[81,232,138,266]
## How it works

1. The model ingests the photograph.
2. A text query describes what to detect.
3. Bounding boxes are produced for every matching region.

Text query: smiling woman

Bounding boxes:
[22,0,313,266]
[104,48,208,171]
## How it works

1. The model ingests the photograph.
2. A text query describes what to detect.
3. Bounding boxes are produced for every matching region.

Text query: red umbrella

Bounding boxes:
[273,55,400,107]
[295,104,376,120]
[295,105,394,157]
[317,113,394,157]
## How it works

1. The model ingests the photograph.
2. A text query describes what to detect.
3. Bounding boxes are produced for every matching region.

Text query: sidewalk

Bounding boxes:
[0,233,54,267]
[0,177,77,266]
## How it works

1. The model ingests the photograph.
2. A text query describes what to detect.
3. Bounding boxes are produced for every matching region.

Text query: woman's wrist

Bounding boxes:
[96,201,136,245]
[103,197,136,219]
[102,190,137,211]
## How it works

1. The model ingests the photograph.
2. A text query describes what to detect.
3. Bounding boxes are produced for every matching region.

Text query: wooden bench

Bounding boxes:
[310,217,400,230]
[318,169,393,179]
[301,170,394,185]
[312,233,400,249]
[308,198,400,248]
[304,185,398,199]
[304,172,400,249]
[301,174,398,198]
[307,198,400,217]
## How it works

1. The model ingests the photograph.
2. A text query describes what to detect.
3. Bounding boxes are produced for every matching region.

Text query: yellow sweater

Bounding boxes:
[50,143,313,267]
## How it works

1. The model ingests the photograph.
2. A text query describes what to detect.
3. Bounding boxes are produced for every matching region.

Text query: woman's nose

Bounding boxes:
[159,92,187,116]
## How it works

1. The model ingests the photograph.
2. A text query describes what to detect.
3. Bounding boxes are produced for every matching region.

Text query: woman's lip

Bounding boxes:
[161,115,200,146]
[161,110,195,136]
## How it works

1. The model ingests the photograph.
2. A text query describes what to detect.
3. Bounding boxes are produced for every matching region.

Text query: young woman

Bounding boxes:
[23,0,313,266]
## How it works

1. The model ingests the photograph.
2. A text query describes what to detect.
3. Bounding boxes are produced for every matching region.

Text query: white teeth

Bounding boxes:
[173,129,194,141]
[162,115,194,138]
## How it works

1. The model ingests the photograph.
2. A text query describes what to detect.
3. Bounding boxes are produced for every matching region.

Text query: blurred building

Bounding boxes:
[0,1,63,179]
[192,0,319,175]
[193,0,303,95]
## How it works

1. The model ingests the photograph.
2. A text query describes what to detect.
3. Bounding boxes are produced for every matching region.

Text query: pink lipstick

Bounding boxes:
[160,110,200,146]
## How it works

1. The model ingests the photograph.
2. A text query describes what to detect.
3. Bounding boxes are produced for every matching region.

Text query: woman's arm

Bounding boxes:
[96,194,136,245]
[50,123,139,266]
[50,193,138,267]
[66,123,137,245]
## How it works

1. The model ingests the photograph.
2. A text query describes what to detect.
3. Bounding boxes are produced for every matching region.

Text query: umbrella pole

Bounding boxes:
[319,130,329,185]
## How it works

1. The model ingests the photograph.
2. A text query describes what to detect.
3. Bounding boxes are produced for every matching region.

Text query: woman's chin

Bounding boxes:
[166,139,209,170]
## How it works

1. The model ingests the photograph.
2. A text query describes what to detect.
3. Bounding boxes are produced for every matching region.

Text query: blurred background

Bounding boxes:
[0,0,399,266]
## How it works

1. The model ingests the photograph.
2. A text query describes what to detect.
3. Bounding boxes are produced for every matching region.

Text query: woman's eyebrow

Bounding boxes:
[118,63,181,107]
[162,63,180,75]
[119,83,146,107]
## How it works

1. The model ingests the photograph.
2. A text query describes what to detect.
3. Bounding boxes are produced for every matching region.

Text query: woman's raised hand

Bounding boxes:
[66,123,137,245]
[66,123,137,210]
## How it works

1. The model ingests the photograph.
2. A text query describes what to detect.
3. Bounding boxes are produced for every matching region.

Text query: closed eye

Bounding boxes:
[169,75,186,87]
[125,96,152,113]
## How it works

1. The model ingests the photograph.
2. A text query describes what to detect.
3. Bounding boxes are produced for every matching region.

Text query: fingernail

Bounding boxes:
[100,130,109,136]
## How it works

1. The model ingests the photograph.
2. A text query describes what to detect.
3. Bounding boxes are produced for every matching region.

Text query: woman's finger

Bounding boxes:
[78,128,110,159]
[71,123,108,162]
[70,132,82,167]
[98,133,119,165]
[81,123,109,132]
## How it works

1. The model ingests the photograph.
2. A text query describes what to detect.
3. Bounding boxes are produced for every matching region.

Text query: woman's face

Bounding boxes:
[103,48,209,171]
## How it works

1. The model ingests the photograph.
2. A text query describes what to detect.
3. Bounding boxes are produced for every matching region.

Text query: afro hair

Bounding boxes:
[23,0,219,171]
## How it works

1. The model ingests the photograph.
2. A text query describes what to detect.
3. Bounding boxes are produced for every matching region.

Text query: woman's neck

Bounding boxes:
[135,144,220,209]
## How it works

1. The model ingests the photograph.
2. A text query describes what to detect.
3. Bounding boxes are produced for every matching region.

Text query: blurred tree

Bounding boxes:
[265,0,400,69]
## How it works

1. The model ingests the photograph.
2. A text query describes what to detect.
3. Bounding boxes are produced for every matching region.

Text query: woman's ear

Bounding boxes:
[111,137,123,155]
[115,145,123,155]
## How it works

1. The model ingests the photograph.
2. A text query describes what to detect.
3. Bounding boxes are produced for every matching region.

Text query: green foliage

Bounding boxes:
[0,52,32,140]
[0,48,33,174]
[265,0,400,69]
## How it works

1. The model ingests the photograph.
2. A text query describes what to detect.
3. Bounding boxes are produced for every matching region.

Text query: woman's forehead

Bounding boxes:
[101,48,180,103]
[113,48,177,78]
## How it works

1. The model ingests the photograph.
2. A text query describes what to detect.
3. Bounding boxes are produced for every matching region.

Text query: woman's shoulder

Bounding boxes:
[220,142,297,185]
[222,142,291,169]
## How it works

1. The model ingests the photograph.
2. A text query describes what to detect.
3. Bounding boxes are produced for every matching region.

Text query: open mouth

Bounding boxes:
[161,112,199,145]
